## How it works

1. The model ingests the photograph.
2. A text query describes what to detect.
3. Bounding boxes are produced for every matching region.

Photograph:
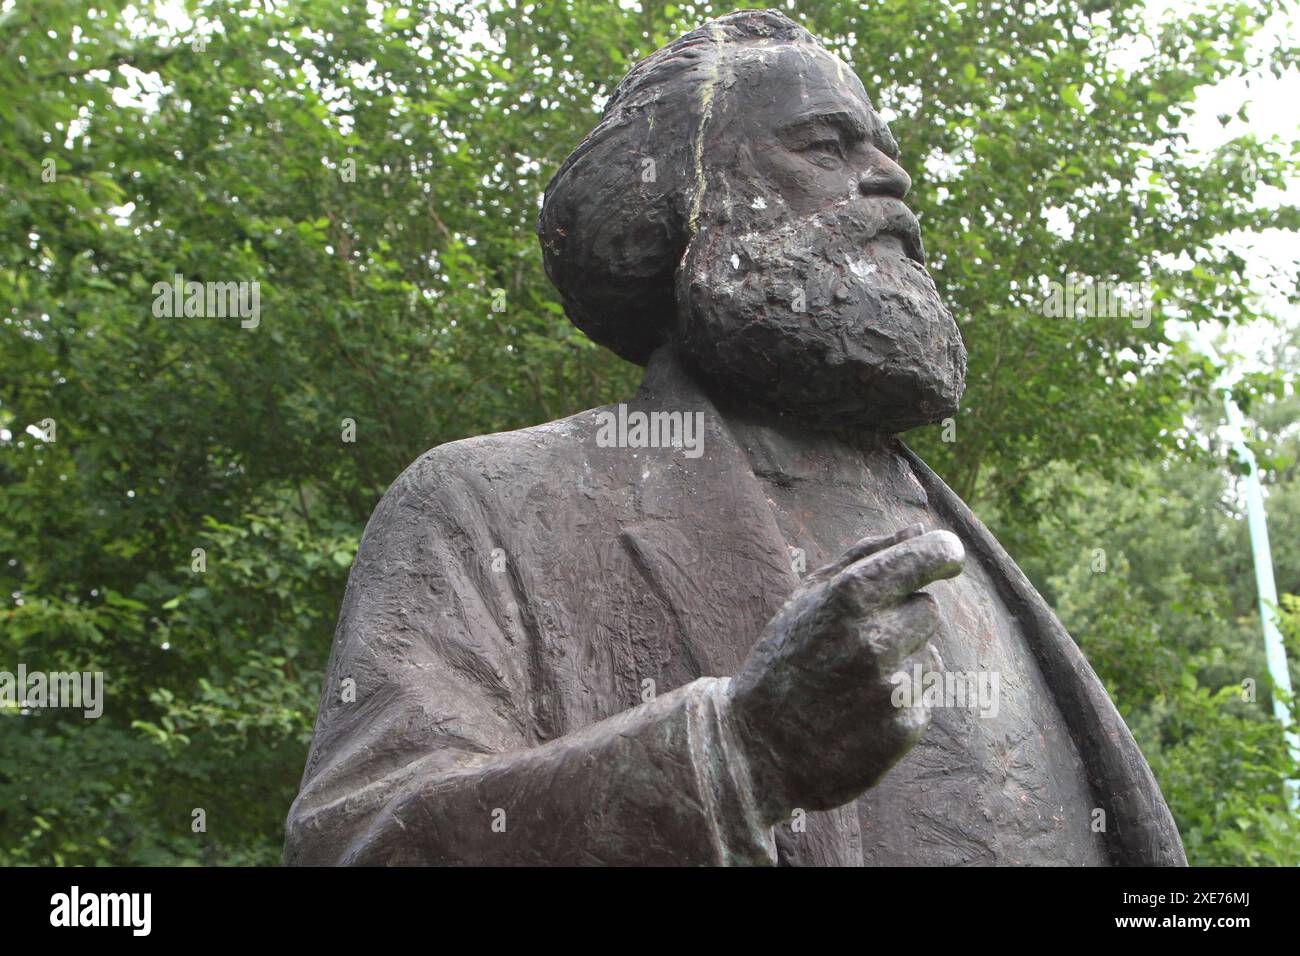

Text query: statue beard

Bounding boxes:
[673,200,967,435]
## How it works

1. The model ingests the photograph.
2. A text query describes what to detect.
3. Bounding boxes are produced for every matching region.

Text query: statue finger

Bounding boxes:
[864,592,941,674]
[804,523,925,586]
[834,529,964,609]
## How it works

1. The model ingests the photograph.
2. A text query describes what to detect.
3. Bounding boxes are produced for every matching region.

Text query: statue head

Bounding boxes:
[538,8,966,433]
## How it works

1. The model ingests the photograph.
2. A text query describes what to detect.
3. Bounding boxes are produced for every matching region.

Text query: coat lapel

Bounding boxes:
[617,350,801,678]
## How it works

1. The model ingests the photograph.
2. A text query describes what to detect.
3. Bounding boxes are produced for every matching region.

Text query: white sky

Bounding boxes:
[1145,0,1299,368]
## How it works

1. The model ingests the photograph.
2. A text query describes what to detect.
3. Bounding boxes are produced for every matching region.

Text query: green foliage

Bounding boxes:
[1,0,1297,865]
[1022,330,1300,865]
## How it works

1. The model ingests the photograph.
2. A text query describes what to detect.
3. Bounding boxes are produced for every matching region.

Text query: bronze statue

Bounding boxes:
[285,9,1184,866]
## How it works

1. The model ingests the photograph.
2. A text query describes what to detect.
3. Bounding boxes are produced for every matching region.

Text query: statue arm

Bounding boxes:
[283,451,775,866]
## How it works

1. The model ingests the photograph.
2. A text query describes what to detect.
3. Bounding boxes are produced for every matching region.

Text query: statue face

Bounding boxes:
[675,44,967,433]
[727,45,910,221]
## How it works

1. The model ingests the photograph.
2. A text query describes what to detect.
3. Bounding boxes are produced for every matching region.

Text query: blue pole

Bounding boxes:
[1221,395,1299,810]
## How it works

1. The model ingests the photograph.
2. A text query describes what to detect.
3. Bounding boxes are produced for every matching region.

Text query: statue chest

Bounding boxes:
[747,454,1110,865]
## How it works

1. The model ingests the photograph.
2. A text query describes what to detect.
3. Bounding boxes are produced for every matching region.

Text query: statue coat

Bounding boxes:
[285,350,1185,866]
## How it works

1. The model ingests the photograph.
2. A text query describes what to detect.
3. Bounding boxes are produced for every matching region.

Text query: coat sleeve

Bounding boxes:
[283,447,776,866]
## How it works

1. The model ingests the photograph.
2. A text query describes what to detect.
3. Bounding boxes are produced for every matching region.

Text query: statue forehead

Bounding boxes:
[716,42,874,115]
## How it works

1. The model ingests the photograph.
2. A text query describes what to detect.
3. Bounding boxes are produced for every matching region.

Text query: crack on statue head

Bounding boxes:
[538,9,967,434]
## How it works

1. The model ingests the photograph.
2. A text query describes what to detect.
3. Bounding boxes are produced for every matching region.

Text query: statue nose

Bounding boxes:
[859,152,911,200]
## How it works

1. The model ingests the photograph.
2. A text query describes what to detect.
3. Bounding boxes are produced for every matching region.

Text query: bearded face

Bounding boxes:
[672,44,966,434]
[677,198,965,432]
[540,25,968,434]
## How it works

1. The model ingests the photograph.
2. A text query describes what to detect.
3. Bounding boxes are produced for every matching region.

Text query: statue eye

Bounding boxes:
[801,138,845,167]
[804,138,843,156]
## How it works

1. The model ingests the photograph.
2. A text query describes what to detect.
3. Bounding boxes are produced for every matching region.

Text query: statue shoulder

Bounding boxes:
[383,404,620,514]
